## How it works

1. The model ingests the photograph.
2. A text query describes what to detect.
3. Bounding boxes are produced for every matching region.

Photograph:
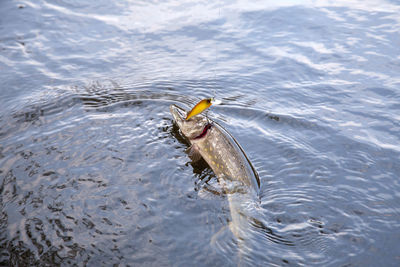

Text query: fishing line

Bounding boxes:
[212,3,221,102]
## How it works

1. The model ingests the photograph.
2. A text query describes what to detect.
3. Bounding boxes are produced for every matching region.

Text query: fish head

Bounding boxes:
[170,104,210,140]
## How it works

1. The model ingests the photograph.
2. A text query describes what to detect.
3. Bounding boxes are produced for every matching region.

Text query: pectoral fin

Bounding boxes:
[186,145,203,162]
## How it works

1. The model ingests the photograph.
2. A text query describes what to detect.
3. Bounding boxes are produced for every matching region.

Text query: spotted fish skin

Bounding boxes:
[194,120,260,195]
[170,104,261,241]
[170,104,260,195]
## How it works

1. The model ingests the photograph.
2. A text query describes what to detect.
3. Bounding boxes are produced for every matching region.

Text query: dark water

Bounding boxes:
[1,0,400,266]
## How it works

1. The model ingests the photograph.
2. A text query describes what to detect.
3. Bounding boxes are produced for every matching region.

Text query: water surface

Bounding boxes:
[1,0,400,266]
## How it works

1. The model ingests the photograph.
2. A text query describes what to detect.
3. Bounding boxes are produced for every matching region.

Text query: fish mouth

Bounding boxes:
[170,104,211,139]
[170,104,186,122]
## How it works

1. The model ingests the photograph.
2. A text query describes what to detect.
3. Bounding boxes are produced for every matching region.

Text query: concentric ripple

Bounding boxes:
[1,0,400,266]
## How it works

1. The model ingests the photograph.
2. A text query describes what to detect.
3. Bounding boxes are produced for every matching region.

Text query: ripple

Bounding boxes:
[2,0,400,265]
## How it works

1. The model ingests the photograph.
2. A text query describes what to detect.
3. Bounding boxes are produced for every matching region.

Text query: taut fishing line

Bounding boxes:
[212,4,221,105]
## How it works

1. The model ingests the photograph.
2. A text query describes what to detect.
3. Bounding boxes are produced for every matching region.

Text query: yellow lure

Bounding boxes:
[186,98,213,120]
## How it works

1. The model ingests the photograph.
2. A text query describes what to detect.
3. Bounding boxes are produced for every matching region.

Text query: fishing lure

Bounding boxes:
[186,98,213,120]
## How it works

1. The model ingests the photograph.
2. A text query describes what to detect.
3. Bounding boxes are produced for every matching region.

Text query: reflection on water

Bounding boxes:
[1,0,400,266]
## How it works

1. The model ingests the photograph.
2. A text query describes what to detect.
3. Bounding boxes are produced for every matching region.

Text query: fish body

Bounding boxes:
[170,104,260,242]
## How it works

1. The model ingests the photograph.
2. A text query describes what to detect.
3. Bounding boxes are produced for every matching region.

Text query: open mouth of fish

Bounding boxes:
[170,104,213,140]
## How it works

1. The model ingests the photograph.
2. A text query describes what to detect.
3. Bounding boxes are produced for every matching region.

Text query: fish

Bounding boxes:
[170,104,261,259]
[185,98,213,121]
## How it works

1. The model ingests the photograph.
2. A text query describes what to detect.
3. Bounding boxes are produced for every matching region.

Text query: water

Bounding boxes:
[1,0,400,266]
